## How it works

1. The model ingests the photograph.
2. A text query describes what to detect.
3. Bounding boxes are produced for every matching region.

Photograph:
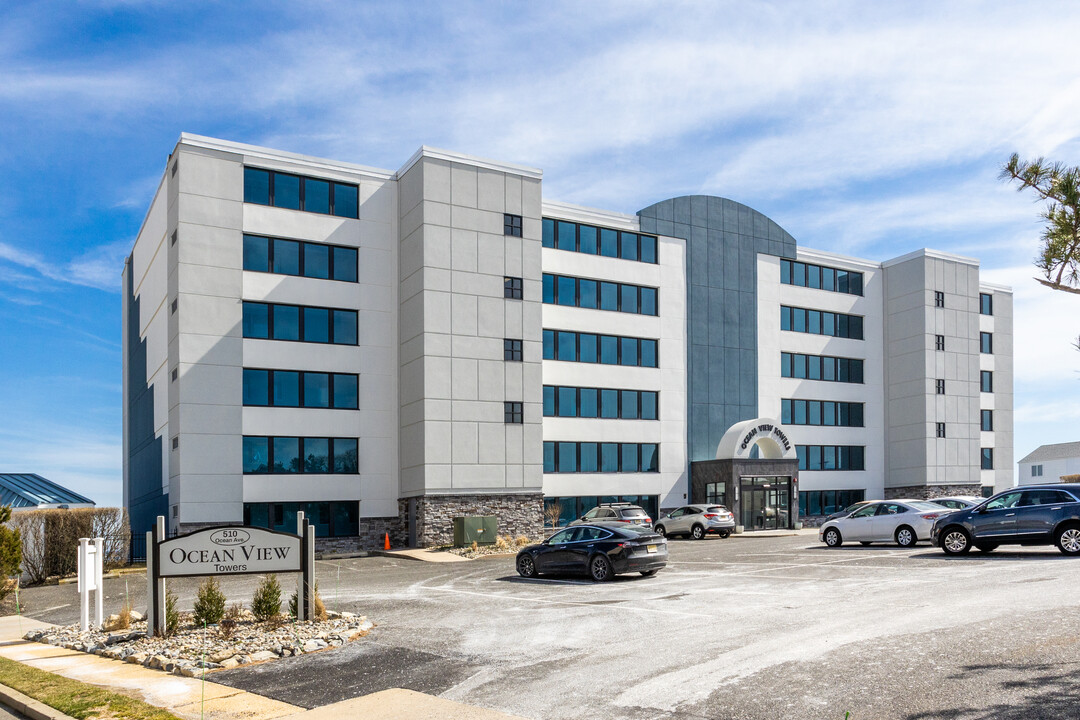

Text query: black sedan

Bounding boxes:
[516,523,667,581]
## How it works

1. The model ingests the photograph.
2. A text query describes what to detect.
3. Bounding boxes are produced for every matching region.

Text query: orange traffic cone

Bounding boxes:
[384,532,391,550]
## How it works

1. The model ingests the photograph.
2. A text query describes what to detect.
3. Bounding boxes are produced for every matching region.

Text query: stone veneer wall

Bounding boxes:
[885,485,983,501]
[409,493,544,547]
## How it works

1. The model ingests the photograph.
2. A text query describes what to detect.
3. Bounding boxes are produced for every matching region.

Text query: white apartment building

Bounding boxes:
[1018,442,1080,486]
[123,134,1013,548]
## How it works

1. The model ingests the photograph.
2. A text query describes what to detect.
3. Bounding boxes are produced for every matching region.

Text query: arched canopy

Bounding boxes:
[715,418,797,461]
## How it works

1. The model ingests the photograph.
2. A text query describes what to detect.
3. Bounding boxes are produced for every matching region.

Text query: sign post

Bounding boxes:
[146,516,315,630]
[77,537,104,632]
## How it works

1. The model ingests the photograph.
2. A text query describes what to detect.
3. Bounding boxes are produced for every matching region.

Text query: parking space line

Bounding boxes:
[421,585,716,619]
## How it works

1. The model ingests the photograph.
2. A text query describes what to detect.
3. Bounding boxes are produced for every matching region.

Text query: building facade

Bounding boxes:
[1018,442,1080,486]
[123,134,1013,548]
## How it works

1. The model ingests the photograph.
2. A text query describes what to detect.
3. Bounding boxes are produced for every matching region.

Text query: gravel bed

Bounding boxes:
[24,609,374,678]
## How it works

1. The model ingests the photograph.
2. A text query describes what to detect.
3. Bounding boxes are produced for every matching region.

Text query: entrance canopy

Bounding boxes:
[715,418,797,461]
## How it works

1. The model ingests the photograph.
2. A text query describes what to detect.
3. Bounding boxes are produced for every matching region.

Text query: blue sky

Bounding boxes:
[2,1,1079,506]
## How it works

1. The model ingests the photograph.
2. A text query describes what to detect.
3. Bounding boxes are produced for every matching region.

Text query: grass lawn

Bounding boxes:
[0,656,181,720]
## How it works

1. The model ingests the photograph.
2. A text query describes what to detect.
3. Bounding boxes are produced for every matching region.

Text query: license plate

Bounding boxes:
[647,545,657,553]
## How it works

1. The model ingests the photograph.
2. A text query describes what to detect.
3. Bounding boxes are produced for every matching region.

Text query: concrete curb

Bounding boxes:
[0,681,78,720]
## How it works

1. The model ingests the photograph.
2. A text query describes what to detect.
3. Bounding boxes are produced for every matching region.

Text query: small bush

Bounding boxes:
[0,506,22,600]
[515,535,531,547]
[288,582,328,621]
[193,577,226,626]
[105,602,132,631]
[470,540,478,553]
[251,575,282,622]
[219,603,243,640]
[164,587,180,637]
[494,535,510,551]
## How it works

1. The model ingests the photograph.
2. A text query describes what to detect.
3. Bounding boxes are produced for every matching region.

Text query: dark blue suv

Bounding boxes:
[931,484,1080,555]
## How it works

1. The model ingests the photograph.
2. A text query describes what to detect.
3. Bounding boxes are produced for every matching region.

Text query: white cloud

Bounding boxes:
[0,239,128,292]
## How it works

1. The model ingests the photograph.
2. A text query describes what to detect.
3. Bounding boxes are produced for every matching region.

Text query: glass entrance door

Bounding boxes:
[740,477,792,530]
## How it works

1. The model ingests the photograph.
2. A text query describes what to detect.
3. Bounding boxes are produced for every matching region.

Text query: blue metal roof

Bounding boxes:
[0,473,95,508]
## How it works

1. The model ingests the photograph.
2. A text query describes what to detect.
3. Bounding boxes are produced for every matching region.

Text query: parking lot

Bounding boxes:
[19,532,1080,719]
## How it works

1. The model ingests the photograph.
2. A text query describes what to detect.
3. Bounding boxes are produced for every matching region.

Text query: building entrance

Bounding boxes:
[739,477,792,531]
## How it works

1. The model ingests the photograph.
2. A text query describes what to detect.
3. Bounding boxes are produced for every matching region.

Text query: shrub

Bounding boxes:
[193,577,226,626]
[544,501,563,529]
[494,535,510,551]
[0,506,22,600]
[164,587,180,637]
[288,582,328,621]
[515,535,531,547]
[8,507,130,584]
[251,575,282,621]
[104,602,132,631]
[219,603,243,640]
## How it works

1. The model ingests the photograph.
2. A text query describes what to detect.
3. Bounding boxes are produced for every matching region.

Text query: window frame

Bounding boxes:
[243,166,359,218]
[242,301,358,346]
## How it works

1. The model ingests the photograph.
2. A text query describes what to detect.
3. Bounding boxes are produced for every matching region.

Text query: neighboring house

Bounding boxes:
[1018,442,1080,486]
[0,473,95,510]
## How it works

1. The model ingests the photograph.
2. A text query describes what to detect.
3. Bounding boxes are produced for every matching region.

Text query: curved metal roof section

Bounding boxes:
[0,473,95,508]
[637,195,797,251]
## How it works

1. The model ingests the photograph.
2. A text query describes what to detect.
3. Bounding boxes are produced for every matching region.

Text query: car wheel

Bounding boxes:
[823,527,842,547]
[718,530,731,539]
[860,541,872,546]
[691,524,706,540]
[974,543,998,552]
[895,525,916,548]
[941,527,971,555]
[589,554,614,582]
[640,569,658,577]
[655,524,666,538]
[516,554,537,578]
[1056,525,1080,555]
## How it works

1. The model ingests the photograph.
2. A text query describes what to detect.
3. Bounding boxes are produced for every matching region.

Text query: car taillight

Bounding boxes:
[704,513,718,519]
[921,513,941,520]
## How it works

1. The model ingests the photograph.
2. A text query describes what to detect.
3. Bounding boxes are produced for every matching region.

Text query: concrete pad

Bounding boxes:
[293,688,527,720]
[372,548,470,563]
[0,616,54,642]
[173,691,302,720]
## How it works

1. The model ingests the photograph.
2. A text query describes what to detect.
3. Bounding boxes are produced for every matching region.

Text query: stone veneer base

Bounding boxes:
[885,485,984,501]
[404,493,544,548]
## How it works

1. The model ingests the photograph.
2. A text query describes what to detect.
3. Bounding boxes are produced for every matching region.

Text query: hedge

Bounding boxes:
[8,507,130,584]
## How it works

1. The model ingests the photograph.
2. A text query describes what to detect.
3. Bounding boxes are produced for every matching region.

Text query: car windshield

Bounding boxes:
[707,506,728,513]
[909,502,948,512]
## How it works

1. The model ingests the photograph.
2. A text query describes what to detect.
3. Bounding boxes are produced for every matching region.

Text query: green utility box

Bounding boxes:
[452,516,497,547]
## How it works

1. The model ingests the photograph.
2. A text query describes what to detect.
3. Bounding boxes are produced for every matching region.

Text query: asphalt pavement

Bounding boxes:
[13,533,1080,719]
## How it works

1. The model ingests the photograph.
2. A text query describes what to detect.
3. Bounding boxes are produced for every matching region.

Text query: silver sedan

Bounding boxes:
[819,500,951,548]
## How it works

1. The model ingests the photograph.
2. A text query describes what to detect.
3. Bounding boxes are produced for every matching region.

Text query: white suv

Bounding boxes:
[655,505,736,540]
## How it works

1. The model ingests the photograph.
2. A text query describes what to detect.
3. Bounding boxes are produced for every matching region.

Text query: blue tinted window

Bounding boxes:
[304,243,330,279]
[822,267,835,291]
[544,442,557,472]
[600,443,619,472]
[243,437,269,473]
[640,339,657,368]
[781,399,792,424]
[558,442,577,473]
[542,274,555,304]
[600,389,619,419]
[243,302,269,338]
[558,387,577,417]
[542,219,555,248]
[333,374,358,409]
[557,221,576,251]
[640,391,657,420]
[543,386,555,416]
[579,388,598,417]
[622,444,639,472]
[579,225,597,254]
[332,246,357,282]
[304,438,329,473]
[600,228,618,257]
[333,310,357,345]
[557,276,576,306]
[304,372,330,407]
[579,333,597,362]
[274,173,301,210]
[640,287,657,316]
[618,337,636,366]
[243,369,269,406]
[244,168,271,205]
[579,279,597,309]
[273,239,301,275]
[781,352,792,377]
[273,371,300,406]
[600,282,618,311]
[621,390,638,419]
[543,330,555,359]
[272,305,300,341]
[304,178,330,214]
[243,235,270,272]
[600,335,618,364]
[283,308,319,346]
[332,183,358,218]
[557,331,576,361]
[640,235,657,263]
[273,437,301,473]
[641,443,659,472]
[621,285,638,313]
[620,232,638,261]
[580,443,598,472]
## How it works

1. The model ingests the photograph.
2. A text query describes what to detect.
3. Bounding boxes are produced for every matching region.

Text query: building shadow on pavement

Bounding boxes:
[905,661,1080,720]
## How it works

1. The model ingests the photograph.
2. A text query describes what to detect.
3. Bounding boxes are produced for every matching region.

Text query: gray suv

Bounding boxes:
[931,484,1080,555]
[655,504,736,539]
[570,503,653,528]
